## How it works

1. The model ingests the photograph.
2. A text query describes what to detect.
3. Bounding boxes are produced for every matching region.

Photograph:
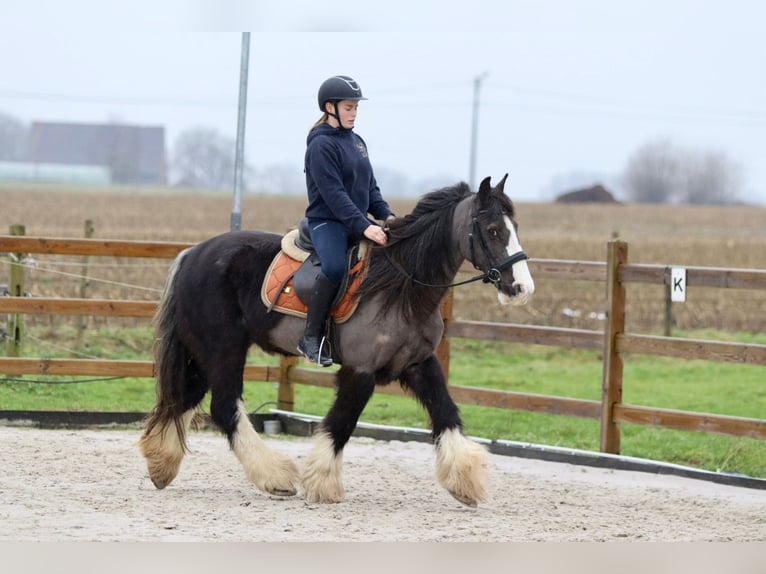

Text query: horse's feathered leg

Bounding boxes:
[302,367,376,503]
[228,399,299,496]
[139,356,208,488]
[139,408,198,489]
[139,250,208,489]
[399,354,489,507]
[206,351,299,497]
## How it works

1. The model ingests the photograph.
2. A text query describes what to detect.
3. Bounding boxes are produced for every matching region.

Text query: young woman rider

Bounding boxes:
[298,75,395,366]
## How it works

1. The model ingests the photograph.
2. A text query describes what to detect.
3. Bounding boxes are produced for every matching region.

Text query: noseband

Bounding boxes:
[383,208,528,290]
[468,211,529,286]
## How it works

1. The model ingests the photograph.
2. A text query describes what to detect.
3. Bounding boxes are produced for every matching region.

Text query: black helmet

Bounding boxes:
[317,75,367,111]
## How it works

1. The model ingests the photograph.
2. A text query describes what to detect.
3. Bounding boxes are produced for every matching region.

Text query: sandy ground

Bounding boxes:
[0,426,764,542]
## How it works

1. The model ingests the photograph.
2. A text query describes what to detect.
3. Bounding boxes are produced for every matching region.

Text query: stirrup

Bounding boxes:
[316,336,332,367]
[297,335,333,367]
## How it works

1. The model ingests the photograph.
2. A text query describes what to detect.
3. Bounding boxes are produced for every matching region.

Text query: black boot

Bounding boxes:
[297,273,338,367]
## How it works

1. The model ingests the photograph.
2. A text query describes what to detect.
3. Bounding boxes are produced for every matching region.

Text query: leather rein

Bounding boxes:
[383,209,529,290]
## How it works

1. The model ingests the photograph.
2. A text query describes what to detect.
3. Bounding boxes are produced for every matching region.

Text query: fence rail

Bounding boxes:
[2,233,765,452]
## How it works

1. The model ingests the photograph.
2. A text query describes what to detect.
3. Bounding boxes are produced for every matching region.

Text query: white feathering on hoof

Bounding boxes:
[302,431,345,503]
[138,409,196,489]
[435,428,489,507]
[231,401,298,496]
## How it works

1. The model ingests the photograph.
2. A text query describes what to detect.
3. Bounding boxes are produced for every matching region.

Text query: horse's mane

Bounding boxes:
[358,182,472,323]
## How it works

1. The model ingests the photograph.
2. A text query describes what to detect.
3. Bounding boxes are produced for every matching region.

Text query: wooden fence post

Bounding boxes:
[600,239,627,454]
[6,224,26,357]
[76,219,95,348]
[436,288,453,382]
[664,275,674,337]
[277,355,297,411]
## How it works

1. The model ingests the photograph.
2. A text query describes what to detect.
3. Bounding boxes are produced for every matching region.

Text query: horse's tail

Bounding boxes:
[142,248,199,451]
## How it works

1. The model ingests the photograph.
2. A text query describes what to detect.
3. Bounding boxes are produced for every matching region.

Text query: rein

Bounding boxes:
[382,210,529,290]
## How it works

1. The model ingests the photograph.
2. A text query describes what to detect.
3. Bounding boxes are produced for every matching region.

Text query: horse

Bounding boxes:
[138,174,535,506]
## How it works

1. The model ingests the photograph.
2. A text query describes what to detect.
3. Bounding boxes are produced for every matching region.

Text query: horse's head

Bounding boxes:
[467,174,535,306]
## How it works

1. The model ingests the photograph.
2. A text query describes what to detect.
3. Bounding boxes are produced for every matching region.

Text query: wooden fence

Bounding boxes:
[1,233,765,454]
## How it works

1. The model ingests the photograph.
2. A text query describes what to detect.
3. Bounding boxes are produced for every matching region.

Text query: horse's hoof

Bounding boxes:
[303,487,343,504]
[255,456,299,497]
[448,491,478,508]
[146,464,180,490]
[267,485,297,497]
[435,429,489,507]
[150,478,169,490]
[302,432,344,503]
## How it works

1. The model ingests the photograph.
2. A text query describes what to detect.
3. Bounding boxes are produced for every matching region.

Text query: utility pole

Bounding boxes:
[231,32,250,232]
[468,71,489,191]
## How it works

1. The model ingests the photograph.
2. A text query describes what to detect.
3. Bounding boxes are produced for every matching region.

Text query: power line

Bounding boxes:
[0,88,236,109]
[491,82,766,121]
[481,98,766,128]
[2,80,765,127]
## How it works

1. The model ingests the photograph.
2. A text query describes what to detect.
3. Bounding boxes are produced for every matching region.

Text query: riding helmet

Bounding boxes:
[317,75,367,111]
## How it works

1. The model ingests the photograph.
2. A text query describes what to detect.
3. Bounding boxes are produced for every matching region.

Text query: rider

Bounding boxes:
[298,75,395,367]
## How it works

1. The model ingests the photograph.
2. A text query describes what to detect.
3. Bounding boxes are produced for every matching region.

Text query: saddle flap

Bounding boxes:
[293,253,322,303]
[261,241,370,324]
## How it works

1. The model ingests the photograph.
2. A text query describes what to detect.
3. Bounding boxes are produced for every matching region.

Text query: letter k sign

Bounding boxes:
[671,268,687,302]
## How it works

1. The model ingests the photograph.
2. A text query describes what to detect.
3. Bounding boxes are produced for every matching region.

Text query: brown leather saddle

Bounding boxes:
[260,218,370,323]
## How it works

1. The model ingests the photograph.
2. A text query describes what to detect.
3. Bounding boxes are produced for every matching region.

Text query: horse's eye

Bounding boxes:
[488,228,499,238]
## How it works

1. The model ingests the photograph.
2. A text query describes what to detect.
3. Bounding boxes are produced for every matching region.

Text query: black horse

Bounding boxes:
[138,175,535,506]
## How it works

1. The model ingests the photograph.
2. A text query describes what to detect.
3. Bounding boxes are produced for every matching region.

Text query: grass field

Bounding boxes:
[1,184,765,477]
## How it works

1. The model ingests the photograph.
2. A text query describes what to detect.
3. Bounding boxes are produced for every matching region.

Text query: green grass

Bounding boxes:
[1,325,764,478]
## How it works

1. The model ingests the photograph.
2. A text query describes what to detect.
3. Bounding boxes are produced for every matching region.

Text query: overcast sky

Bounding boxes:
[1,1,764,202]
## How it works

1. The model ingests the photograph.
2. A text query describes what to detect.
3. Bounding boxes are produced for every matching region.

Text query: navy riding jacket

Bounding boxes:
[304,122,393,238]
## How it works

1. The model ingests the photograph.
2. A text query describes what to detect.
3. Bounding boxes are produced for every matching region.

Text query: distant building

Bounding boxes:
[555,184,619,203]
[27,121,166,185]
[0,161,111,185]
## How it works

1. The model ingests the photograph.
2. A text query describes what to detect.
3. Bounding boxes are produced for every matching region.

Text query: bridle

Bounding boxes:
[383,205,529,290]
[468,208,529,285]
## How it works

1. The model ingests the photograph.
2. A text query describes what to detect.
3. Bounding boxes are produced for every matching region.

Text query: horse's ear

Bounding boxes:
[477,176,493,207]
[495,173,509,193]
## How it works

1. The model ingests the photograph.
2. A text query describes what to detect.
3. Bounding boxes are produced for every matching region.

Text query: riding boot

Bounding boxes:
[297,272,338,367]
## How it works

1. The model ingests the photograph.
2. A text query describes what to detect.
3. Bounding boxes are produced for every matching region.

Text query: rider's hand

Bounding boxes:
[363,224,388,246]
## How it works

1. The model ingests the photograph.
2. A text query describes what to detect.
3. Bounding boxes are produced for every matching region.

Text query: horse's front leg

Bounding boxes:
[399,354,489,507]
[302,367,376,503]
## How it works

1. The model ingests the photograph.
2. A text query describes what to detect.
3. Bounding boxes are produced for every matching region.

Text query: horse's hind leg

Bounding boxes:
[302,367,376,503]
[207,360,298,496]
[139,409,198,489]
[229,399,298,496]
[138,361,208,489]
[399,355,489,506]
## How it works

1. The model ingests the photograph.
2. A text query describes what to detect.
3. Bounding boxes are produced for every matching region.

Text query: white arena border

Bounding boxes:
[272,409,766,492]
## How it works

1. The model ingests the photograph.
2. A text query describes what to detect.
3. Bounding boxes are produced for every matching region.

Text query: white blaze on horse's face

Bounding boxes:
[498,215,535,306]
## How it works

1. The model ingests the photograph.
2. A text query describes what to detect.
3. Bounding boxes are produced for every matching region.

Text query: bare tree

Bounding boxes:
[171,127,237,189]
[623,139,743,204]
[0,112,28,161]
[374,166,411,197]
[623,139,680,203]
[681,149,742,205]
[250,162,303,195]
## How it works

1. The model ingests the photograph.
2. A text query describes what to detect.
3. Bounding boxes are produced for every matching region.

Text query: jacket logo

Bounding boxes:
[356,142,368,158]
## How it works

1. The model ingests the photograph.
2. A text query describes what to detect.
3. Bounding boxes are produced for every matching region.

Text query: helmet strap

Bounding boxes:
[328,101,351,131]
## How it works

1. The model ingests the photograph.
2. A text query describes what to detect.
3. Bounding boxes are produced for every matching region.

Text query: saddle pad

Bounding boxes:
[260,250,368,324]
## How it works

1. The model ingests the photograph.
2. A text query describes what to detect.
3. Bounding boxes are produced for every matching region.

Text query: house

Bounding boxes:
[555,184,619,203]
[27,121,166,185]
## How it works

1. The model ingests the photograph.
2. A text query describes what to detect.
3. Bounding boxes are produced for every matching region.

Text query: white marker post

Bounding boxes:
[671,267,687,303]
